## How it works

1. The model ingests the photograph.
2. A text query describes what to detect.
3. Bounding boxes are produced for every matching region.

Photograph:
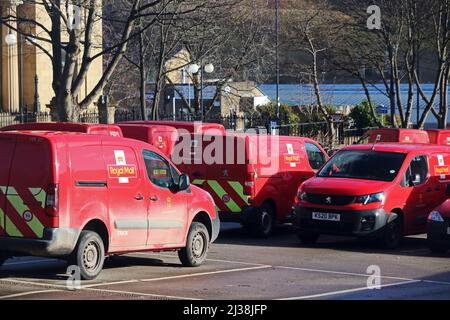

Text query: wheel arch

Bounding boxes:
[82,219,110,253]
[191,211,213,241]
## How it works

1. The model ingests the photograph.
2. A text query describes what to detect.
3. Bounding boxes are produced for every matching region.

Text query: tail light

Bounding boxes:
[45,183,59,218]
[243,181,254,196]
[244,167,256,196]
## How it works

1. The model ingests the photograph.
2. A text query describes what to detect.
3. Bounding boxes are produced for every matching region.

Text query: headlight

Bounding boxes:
[354,192,385,205]
[428,211,444,222]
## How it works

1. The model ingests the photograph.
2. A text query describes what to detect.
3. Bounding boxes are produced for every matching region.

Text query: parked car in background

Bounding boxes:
[175,132,328,237]
[296,143,450,248]
[427,199,450,254]
[117,123,179,157]
[427,130,450,146]
[120,120,226,135]
[0,131,219,280]
[1,122,123,137]
[367,128,430,144]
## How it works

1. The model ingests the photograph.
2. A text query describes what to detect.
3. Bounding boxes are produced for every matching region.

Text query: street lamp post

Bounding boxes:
[188,62,214,121]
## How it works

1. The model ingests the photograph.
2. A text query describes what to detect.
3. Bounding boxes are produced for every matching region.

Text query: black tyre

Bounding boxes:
[179,222,210,267]
[428,242,448,254]
[380,215,403,249]
[68,231,105,280]
[298,232,320,244]
[253,202,276,238]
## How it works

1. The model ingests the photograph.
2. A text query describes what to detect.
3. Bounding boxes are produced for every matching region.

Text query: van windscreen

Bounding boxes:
[318,150,406,182]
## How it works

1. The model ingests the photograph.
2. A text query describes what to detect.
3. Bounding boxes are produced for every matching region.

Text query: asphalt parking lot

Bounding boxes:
[0,223,449,300]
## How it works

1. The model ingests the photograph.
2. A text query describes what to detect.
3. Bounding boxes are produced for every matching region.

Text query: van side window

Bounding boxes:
[142,150,178,189]
[403,155,428,186]
[305,142,326,170]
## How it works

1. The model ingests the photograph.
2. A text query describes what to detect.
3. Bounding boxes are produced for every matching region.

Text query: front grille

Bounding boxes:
[306,193,355,206]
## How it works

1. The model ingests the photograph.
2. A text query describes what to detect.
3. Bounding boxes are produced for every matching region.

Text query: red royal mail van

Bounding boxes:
[121,120,226,135]
[427,130,450,146]
[173,132,328,237]
[367,128,430,144]
[296,143,450,248]
[1,122,123,137]
[117,124,179,157]
[427,199,450,253]
[0,131,219,280]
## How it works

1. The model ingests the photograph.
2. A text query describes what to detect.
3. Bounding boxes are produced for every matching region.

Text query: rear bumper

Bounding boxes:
[0,228,79,257]
[211,215,221,243]
[427,221,450,247]
[295,206,389,237]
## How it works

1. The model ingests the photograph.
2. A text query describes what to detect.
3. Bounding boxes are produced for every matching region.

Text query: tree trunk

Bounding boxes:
[151,79,163,120]
[139,27,147,121]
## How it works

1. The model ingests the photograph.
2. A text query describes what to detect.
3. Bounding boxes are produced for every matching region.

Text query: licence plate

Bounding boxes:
[312,212,341,222]
[447,227,450,235]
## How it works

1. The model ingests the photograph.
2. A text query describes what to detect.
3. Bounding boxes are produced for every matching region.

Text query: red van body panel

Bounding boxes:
[427,130,450,146]
[0,131,218,257]
[120,120,226,135]
[368,128,430,144]
[117,124,179,157]
[173,132,328,224]
[427,199,450,249]
[296,143,450,237]
[1,123,123,137]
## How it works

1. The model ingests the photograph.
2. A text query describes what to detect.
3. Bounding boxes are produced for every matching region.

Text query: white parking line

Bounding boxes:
[132,252,269,267]
[0,265,272,300]
[278,280,421,300]
[275,266,414,282]
[275,265,450,286]
[140,265,272,282]
[0,290,62,300]
[0,278,198,300]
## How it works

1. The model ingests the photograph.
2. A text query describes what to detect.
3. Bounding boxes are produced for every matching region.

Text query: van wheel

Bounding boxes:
[380,215,403,249]
[428,242,448,254]
[298,232,320,245]
[253,202,275,238]
[179,222,210,267]
[68,231,105,280]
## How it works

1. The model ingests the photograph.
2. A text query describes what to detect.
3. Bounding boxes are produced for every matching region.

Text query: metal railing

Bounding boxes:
[0,110,372,148]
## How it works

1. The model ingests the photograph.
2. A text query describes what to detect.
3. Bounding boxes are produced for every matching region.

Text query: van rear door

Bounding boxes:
[0,136,16,237]
[201,134,250,214]
[5,136,53,239]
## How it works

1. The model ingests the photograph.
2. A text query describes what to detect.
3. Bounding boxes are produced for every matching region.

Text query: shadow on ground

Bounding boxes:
[216,222,450,259]
[0,256,181,281]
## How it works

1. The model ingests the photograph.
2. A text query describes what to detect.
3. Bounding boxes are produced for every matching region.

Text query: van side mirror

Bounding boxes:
[178,173,190,191]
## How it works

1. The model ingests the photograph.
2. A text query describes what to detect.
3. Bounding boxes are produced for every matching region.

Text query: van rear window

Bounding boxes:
[318,150,406,182]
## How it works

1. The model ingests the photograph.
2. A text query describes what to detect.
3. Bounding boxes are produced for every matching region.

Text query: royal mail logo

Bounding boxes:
[284,154,300,162]
[108,165,138,179]
[435,165,449,175]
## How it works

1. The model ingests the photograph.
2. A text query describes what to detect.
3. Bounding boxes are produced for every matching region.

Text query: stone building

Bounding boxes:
[0,1,102,113]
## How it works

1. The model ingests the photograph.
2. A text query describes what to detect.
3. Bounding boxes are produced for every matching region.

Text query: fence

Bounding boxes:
[0,110,372,148]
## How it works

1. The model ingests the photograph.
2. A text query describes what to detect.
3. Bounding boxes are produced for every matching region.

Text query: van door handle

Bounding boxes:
[426,187,433,193]
[150,196,159,201]
[135,196,144,201]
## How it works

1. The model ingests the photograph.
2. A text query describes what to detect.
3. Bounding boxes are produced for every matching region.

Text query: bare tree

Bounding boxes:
[332,0,450,129]
[1,0,177,121]
[283,0,339,148]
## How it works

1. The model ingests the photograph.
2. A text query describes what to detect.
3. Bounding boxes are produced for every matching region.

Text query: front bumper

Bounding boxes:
[427,220,450,247]
[295,206,389,237]
[211,215,221,243]
[0,228,80,257]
